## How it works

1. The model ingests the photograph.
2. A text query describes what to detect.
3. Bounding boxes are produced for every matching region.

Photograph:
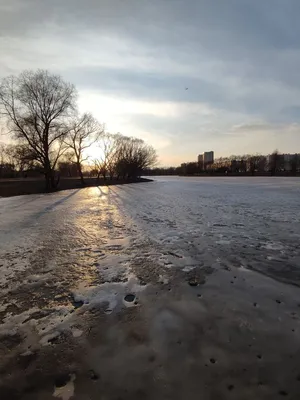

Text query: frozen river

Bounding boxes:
[1,176,300,399]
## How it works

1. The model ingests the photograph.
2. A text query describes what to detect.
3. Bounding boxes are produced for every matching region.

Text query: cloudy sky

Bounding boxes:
[1,0,300,165]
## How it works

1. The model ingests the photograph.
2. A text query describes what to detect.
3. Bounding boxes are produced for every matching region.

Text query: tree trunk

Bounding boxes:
[44,161,58,191]
[77,162,85,186]
[45,172,51,191]
[50,170,59,190]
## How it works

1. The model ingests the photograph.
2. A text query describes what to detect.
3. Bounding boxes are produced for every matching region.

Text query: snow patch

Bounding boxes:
[262,242,285,251]
[158,274,169,284]
[216,240,231,245]
[72,328,83,338]
[72,274,146,313]
[182,266,196,272]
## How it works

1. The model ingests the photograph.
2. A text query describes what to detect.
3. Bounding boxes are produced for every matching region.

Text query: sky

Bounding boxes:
[1,0,300,166]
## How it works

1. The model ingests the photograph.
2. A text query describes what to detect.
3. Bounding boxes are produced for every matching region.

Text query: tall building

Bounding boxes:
[203,151,214,169]
[197,154,204,165]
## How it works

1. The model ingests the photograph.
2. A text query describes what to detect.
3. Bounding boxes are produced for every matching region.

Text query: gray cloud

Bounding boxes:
[1,0,300,163]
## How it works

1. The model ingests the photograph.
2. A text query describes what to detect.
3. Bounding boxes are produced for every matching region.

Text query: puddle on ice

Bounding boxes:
[123,293,138,307]
[53,374,75,400]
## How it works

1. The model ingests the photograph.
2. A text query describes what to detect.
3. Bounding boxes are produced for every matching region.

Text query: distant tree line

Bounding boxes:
[145,150,300,177]
[143,166,181,176]
[208,151,300,175]
[0,70,157,189]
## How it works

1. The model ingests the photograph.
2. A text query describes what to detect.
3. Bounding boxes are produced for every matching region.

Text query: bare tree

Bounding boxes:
[64,113,103,185]
[92,134,157,181]
[268,150,283,175]
[93,133,118,180]
[0,69,77,190]
[11,144,33,174]
[0,143,14,178]
[114,136,157,179]
[248,154,266,175]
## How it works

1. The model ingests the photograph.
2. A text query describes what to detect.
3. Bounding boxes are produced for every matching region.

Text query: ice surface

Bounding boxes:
[1,177,300,356]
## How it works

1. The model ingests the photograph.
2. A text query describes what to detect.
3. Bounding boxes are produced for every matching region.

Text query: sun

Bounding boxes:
[83,144,105,164]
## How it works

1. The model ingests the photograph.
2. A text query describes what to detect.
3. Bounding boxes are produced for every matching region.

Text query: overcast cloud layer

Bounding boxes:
[1,0,300,165]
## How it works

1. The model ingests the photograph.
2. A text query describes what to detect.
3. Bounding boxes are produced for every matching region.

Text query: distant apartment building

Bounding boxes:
[203,151,214,169]
[266,153,300,172]
[282,153,299,171]
[210,153,300,174]
[197,154,204,165]
[197,151,214,170]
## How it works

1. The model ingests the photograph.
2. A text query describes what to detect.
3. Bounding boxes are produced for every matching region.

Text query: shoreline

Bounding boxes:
[147,173,300,178]
[0,177,153,198]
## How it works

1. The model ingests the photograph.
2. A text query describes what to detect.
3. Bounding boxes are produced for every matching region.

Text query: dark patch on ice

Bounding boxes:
[89,369,99,380]
[72,299,84,309]
[148,354,156,363]
[276,299,282,304]
[48,334,64,345]
[124,294,136,302]
[105,244,123,251]
[257,354,262,359]
[279,390,288,396]
[227,384,234,391]
[210,358,216,364]
[0,333,22,351]
[17,352,37,369]
[168,251,183,258]
[55,373,71,388]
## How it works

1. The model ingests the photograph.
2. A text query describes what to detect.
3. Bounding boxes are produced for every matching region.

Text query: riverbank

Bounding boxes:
[0,177,153,197]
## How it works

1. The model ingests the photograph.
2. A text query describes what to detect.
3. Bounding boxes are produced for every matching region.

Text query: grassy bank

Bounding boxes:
[0,177,153,198]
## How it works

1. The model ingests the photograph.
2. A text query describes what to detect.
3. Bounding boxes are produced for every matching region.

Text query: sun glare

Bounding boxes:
[83,144,105,164]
